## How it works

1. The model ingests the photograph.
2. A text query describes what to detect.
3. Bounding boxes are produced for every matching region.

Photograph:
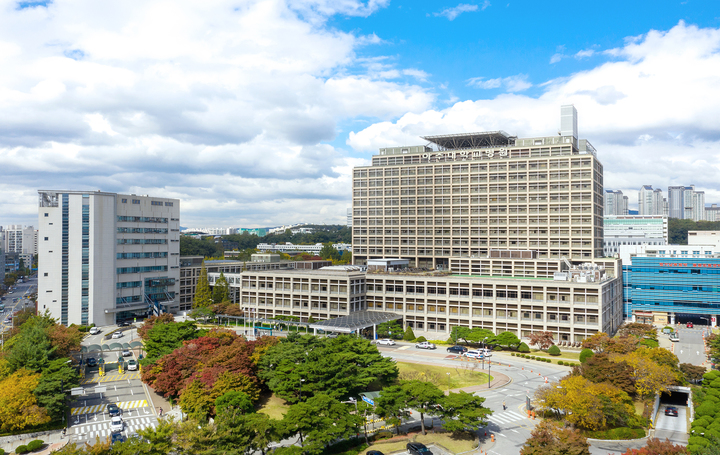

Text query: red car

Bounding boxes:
[687,322,694,328]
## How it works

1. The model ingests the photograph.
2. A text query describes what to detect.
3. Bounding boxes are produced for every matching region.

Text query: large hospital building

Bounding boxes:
[203,106,624,341]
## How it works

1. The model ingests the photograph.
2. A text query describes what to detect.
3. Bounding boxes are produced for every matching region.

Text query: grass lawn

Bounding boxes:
[257,393,290,419]
[397,361,492,390]
[527,349,581,361]
[358,433,476,455]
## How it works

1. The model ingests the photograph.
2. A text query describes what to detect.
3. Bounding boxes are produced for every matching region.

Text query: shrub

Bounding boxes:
[511,353,515,356]
[547,345,561,356]
[579,348,594,363]
[27,440,44,451]
[403,326,416,341]
[416,336,427,343]
[373,430,393,441]
[518,342,530,353]
[0,449,5,455]
[557,360,564,366]
[15,445,29,455]
[493,346,503,351]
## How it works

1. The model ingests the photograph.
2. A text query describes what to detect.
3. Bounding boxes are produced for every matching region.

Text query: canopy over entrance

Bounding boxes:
[308,311,401,338]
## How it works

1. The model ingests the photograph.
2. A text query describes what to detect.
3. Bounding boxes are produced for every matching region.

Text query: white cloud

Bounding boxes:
[0,0,434,227]
[433,2,489,21]
[349,22,720,200]
[467,74,532,92]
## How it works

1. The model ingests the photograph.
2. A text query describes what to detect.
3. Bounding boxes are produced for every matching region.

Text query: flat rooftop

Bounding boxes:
[422,131,515,150]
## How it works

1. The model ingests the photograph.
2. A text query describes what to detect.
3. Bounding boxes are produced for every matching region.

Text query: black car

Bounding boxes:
[447,345,468,354]
[107,404,122,417]
[367,451,385,455]
[86,357,97,367]
[407,442,433,455]
[665,406,679,417]
[118,321,131,327]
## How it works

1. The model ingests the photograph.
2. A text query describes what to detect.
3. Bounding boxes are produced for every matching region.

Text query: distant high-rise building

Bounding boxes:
[654,189,665,215]
[667,186,685,219]
[604,190,626,216]
[684,185,695,219]
[639,185,654,215]
[693,191,705,221]
[2,224,37,268]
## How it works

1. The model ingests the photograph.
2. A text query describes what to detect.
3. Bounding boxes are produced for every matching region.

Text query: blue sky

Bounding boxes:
[1,0,720,228]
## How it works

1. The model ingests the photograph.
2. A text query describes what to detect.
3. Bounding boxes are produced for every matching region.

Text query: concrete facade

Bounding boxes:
[38,191,180,326]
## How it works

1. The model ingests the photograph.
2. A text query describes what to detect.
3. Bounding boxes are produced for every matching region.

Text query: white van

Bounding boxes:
[481,348,492,357]
[89,327,100,335]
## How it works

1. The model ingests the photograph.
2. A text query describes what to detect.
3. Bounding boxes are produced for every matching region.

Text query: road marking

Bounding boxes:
[71,401,147,415]
[81,372,141,384]
[398,346,411,350]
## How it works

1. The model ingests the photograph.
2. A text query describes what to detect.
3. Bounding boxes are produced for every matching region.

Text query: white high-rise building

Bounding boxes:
[693,191,705,221]
[604,190,626,216]
[638,185,665,216]
[2,224,37,267]
[38,191,180,326]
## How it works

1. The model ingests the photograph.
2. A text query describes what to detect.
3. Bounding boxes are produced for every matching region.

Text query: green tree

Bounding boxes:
[579,348,595,363]
[5,314,55,373]
[283,393,360,454]
[215,391,254,416]
[212,272,230,304]
[259,335,398,404]
[377,320,403,339]
[34,358,79,421]
[402,380,444,435]
[376,385,411,434]
[520,420,590,455]
[438,391,492,435]
[548,345,561,356]
[494,331,522,349]
[244,413,286,455]
[319,243,340,261]
[141,320,204,365]
[179,380,214,422]
[189,306,215,324]
[467,328,496,345]
[194,262,213,308]
[403,326,416,341]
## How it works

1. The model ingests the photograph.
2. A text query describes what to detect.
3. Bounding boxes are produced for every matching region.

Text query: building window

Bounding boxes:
[121,198,127,203]
[132,199,140,204]
[44,237,48,241]
[151,201,163,206]
[165,202,174,206]
[44,213,49,217]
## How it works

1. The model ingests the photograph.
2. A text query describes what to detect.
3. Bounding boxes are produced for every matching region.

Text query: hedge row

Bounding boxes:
[509,352,579,367]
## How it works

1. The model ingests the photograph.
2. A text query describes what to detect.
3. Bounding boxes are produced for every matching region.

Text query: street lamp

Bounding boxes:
[298,378,305,402]
[488,361,491,389]
[446,372,451,394]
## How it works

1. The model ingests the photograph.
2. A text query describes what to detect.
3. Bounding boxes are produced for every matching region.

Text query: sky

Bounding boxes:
[1,0,720,229]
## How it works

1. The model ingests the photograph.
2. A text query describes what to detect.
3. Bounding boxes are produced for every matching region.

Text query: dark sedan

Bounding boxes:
[446,345,468,354]
[86,357,97,367]
[407,442,433,455]
[107,403,122,417]
[665,406,678,417]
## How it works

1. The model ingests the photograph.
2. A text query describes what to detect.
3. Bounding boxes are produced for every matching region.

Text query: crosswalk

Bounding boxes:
[487,410,527,426]
[71,400,148,415]
[72,416,157,441]
[81,372,141,384]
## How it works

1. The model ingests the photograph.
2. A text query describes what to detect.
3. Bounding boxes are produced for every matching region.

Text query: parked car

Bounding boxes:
[376,338,396,346]
[89,327,100,335]
[366,451,385,455]
[665,406,678,417]
[463,350,484,359]
[112,331,124,339]
[481,348,492,357]
[107,404,121,417]
[326,332,339,338]
[670,333,680,342]
[415,341,436,350]
[118,321,131,327]
[127,359,138,371]
[407,442,433,455]
[110,416,124,433]
[122,349,132,357]
[86,357,97,367]
[687,322,694,328]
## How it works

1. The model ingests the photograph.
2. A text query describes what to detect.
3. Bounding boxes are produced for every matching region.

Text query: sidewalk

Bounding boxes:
[0,430,68,455]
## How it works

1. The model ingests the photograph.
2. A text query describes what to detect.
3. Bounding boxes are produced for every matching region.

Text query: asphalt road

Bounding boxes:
[376,344,569,455]
[674,327,710,366]
[69,323,158,444]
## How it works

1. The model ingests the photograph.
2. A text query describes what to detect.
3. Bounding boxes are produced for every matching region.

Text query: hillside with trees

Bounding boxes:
[668,218,720,244]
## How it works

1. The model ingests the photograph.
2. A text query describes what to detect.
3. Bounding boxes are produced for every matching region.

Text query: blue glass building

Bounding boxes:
[623,256,720,325]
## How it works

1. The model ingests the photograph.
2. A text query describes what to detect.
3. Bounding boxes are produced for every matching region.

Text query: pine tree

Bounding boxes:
[212,272,230,304]
[194,262,213,308]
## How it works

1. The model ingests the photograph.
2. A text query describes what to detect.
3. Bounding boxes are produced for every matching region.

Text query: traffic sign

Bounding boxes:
[362,396,374,406]
[70,387,84,396]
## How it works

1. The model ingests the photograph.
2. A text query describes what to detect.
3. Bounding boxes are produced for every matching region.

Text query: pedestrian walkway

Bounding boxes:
[487,410,527,426]
[72,416,157,441]
[81,372,141,384]
[71,400,148,415]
